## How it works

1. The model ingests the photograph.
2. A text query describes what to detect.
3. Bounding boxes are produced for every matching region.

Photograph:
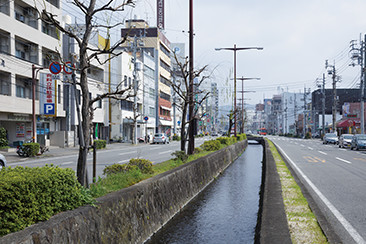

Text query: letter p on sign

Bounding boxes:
[44,103,55,115]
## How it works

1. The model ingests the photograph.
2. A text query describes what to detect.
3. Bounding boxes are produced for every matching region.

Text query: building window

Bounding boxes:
[43,48,59,68]
[121,100,133,111]
[144,65,154,79]
[149,106,155,116]
[96,94,102,108]
[160,43,170,57]
[149,88,155,99]
[0,30,10,54]
[160,59,170,73]
[76,89,81,105]
[0,72,10,96]
[42,20,59,39]
[46,0,59,8]
[15,38,38,63]
[124,75,127,86]
[58,84,61,104]
[128,77,131,87]
[14,5,38,29]
[160,91,170,101]
[0,0,10,15]
[15,77,32,99]
[160,75,171,86]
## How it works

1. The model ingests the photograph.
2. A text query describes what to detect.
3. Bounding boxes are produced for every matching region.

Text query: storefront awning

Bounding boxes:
[160,106,172,111]
[159,119,172,126]
[336,118,360,128]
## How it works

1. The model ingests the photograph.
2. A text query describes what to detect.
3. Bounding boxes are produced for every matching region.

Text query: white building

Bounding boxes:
[0,0,65,146]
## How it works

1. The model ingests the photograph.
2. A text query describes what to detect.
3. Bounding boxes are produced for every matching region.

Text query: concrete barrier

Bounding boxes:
[0,140,247,244]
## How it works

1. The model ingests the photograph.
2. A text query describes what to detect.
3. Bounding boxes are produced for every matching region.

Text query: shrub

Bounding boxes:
[128,158,153,174]
[216,136,231,145]
[171,150,188,162]
[23,142,40,157]
[103,163,138,176]
[194,147,203,154]
[305,132,312,139]
[230,136,237,144]
[172,135,181,141]
[0,165,93,236]
[94,139,106,149]
[201,139,221,151]
[236,133,247,141]
[0,127,8,147]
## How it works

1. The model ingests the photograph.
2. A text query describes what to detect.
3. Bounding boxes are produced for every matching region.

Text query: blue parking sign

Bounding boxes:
[44,103,55,115]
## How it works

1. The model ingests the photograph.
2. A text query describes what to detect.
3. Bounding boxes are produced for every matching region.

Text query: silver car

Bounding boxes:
[323,133,338,144]
[0,153,7,169]
[152,133,169,144]
[339,134,353,148]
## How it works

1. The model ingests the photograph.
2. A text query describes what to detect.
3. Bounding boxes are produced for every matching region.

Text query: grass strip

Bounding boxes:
[266,139,328,244]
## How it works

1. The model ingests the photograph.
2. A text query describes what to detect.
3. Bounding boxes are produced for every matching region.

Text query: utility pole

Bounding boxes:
[285,99,288,134]
[303,87,306,137]
[188,0,194,155]
[294,93,297,134]
[326,60,338,134]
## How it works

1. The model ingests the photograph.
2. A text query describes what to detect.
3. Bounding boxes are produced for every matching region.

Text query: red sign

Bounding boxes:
[63,62,74,74]
[49,62,62,74]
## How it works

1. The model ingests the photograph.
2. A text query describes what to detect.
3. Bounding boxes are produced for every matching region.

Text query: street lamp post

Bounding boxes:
[215,45,263,136]
[236,76,260,133]
[32,64,43,143]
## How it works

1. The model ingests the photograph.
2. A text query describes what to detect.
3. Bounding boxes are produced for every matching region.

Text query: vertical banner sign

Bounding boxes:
[40,73,56,116]
[157,0,164,30]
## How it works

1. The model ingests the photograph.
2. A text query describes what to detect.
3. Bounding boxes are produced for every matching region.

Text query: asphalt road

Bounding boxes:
[269,135,366,244]
[6,137,211,183]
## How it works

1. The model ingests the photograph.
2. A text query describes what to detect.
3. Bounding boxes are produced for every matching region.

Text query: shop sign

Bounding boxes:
[40,73,56,116]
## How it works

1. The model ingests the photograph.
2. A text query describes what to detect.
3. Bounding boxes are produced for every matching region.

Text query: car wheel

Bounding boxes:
[339,144,341,148]
[357,146,359,151]
[0,160,4,169]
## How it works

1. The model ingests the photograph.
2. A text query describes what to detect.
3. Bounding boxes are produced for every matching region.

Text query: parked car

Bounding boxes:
[152,133,169,144]
[339,134,354,148]
[0,153,7,169]
[350,134,366,150]
[323,133,338,144]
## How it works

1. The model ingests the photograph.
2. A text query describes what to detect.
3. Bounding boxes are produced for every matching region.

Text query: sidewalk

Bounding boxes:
[1,141,153,164]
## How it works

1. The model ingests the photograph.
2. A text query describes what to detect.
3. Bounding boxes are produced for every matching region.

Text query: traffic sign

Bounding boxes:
[144,116,149,121]
[44,103,55,115]
[49,62,62,75]
[63,62,74,74]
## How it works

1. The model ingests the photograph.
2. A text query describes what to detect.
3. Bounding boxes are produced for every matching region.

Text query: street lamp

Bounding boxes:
[215,45,263,136]
[236,76,260,133]
[32,64,43,143]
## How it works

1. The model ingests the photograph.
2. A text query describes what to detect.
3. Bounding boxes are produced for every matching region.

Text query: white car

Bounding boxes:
[152,133,169,144]
[0,153,7,169]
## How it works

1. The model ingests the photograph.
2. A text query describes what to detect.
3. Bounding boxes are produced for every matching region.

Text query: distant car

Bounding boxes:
[339,134,354,148]
[350,134,366,150]
[323,133,338,144]
[211,132,218,136]
[153,133,169,144]
[0,153,7,170]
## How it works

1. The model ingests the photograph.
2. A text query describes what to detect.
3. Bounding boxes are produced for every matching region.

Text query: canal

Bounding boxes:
[146,142,263,243]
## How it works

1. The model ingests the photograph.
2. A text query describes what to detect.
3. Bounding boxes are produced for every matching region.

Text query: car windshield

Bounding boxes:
[326,133,337,137]
[344,135,353,139]
[155,134,163,137]
[357,136,366,140]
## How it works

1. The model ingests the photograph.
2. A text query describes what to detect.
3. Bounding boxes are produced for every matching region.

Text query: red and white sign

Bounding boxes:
[63,61,74,74]
[49,62,62,75]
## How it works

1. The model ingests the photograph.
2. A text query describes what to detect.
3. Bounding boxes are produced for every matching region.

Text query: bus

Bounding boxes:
[259,128,267,135]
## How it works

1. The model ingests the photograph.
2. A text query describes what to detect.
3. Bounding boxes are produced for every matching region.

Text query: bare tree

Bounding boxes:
[227,108,239,136]
[171,53,210,153]
[38,0,135,186]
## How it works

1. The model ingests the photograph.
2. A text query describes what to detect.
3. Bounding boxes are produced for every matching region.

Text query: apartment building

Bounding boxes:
[121,18,173,136]
[0,0,65,146]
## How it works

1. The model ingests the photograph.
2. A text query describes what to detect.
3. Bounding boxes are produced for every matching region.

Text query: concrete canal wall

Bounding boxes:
[0,140,247,244]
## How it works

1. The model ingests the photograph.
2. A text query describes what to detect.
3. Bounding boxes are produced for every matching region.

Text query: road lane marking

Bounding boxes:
[119,152,135,155]
[62,161,74,165]
[118,159,129,164]
[158,150,173,155]
[354,157,366,162]
[303,156,325,163]
[335,157,352,164]
[300,144,305,147]
[318,151,327,155]
[274,143,366,244]
[308,147,313,150]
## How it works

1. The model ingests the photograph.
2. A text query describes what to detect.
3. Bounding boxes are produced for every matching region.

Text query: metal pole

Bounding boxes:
[32,65,36,143]
[133,35,138,145]
[241,77,244,133]
[188,0,194,154]
[322,73,326,136]
[361,35,365,134]
[332,65,337,134]
[233,44,237,137]
[93,141,96,183]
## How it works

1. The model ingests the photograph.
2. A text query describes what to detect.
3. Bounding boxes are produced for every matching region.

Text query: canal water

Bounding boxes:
[146,142,263,244]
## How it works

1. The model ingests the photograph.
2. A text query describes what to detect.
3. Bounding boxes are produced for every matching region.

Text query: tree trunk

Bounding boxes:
[180,105,188,152]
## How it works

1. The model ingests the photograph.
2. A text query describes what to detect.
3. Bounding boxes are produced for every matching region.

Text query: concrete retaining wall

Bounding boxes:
[0,140,247,244]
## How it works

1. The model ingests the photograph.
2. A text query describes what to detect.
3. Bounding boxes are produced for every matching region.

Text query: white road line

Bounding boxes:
[119,152,135,156]
[318,151,327,155]
[158,150,173,155]
[62,161,74,165]
[335,157,352,164]
[300,144,305,147]
[274,143,365,244]
[118,159,129,164]
[308,147,313,150]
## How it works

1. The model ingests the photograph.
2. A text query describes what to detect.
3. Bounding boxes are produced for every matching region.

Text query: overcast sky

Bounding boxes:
[122,0,366,106]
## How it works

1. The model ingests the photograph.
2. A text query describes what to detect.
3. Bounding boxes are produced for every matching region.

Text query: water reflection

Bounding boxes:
[146,144,263,244]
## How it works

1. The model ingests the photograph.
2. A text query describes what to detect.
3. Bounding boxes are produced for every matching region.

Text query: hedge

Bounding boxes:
[103,158,154,175]
[201,139,221,151]
[94,139,106,149]
[0,165,93,236]
[23,143,40,157]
